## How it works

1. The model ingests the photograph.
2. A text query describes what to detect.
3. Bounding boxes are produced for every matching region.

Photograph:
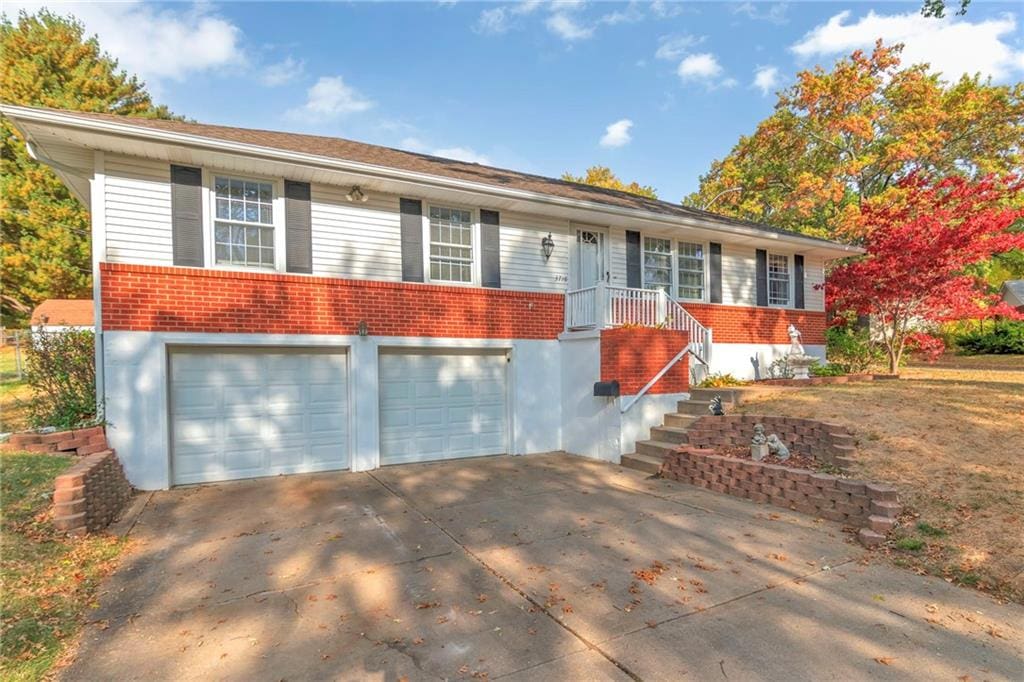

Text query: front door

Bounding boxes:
[573,227,606,289]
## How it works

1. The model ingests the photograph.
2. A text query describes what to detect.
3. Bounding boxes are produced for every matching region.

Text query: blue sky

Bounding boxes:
[12,1,1024,200]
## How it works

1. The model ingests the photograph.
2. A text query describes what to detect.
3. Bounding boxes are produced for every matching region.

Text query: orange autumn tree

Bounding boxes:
[684,41,1024,240]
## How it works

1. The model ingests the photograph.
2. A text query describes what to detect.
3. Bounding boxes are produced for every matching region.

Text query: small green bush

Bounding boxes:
[915,521,947,537]
[954,321,1024,355]
[809,361,847,377]
[825,325,882,373]
[23,329,98,429]
[698,372,748,388]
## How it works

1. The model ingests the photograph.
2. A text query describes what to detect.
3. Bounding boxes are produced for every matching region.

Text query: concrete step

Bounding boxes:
[650,425,689,444]
[688,387,744,406]
[676,400,714,416]
[620,452,663,475]
[664,413,701,429]
[635,439,679,458]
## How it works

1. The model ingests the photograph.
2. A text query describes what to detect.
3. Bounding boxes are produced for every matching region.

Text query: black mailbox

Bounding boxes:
[593,380,620,397]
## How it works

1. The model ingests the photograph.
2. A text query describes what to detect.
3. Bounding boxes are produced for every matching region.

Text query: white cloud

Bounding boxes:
[655,34,704,61]
[731,2,789,25]
[401,137,491,165]
[677,53,723,80]
[546,12,594,41]
[650,0,689,19]
[6,1,244,86]
[600,119,633,148]
[260,56,305,87]
[600,1,644,26]
[287,76,374,121]
[752,65,780,96]
[791,10,1024,82]
[474,0,543,34]
[432,146,492,165]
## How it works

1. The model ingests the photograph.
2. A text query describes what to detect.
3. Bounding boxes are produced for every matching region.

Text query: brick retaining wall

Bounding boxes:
[660,446,901,547]
[682,415,857,470]
[4,425,110,457]
[53,450,133,535]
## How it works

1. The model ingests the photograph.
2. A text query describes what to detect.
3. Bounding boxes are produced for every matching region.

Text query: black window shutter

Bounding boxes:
[755,249,768,306]
[794,254,805,309]
[284,180,312,274]
[400,198,424,282]
[170,165,203,267]
[709,242,722,304]
[480,209,501,288]
[625,230,641,288]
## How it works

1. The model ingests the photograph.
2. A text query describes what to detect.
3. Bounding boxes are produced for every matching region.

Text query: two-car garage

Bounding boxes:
[168,347,509,485]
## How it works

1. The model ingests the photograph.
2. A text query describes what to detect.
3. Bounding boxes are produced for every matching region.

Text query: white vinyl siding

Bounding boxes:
[103,155,173,264]
[720,244,757,307]
[609,228,628,286]
[804,255,825,311]
[498,212,569,293]
[309,184,403,281]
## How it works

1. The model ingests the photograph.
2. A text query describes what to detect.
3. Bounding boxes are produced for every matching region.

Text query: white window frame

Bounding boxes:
[676,240,707,302]
[423,203,480,286]
[767,252,792,307]
[638,235,709,303]
[641,236,673,294]
[201,170,285,272]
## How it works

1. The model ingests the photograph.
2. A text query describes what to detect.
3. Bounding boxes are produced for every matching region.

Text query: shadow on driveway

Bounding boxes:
[60,453,1024,680]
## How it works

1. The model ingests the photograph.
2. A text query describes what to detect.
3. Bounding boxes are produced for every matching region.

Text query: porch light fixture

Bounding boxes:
[346,186,368,203]
[357,320,369,337]
[541,232,555,261]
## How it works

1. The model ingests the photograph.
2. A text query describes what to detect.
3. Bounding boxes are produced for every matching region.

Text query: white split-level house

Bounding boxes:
[2,105,861,490]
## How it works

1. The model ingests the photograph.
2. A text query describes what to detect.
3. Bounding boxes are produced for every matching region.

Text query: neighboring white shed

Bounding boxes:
[30,299,94,333]
[1001,280,1024,312]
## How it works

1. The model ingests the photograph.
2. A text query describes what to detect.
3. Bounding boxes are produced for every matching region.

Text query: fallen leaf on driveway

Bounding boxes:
[873,657,894,665]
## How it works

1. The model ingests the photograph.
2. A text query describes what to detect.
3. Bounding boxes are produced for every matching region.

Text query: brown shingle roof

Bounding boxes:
[39,107,848,246]
[31,299,94,327]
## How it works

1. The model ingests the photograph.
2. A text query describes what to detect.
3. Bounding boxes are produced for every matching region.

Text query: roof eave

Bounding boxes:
[0,104,864,256]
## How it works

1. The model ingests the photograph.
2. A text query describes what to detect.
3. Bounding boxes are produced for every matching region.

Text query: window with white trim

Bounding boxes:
[768,253,791,306]
[642,237,672,293]
[677,242,705,301]
[213,176,275,268]
[428,206,473,283]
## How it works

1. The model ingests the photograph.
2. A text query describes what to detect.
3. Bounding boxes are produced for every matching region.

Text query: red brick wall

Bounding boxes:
[681,303,827,345]
[600,327,689,395]
[100,263,564,339]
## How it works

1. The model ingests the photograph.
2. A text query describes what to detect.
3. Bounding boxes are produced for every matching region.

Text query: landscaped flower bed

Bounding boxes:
[663,414,903,547]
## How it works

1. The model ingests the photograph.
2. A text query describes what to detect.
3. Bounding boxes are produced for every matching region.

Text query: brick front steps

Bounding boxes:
[620,388,901,547]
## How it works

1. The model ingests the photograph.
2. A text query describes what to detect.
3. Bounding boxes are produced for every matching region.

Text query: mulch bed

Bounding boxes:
[713,445,820,471]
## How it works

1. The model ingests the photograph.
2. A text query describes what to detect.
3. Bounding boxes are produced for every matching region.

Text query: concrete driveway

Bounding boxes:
[63,453,1023,681]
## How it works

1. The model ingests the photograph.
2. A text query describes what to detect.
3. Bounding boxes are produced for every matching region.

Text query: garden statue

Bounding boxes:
[766,433,791,461]
[750,424,769,461]
[750,355,761,381]
[785,324,815,380]
[787,324,805,355]
[709,395,725,416]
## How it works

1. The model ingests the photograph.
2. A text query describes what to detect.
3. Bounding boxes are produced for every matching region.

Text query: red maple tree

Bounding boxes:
[826,173,1024,373]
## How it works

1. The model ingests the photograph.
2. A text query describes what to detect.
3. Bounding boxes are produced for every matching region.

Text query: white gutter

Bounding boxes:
[1,104,864,255]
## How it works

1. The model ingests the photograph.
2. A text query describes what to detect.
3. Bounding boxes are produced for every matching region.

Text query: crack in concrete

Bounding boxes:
[367,471,644,682]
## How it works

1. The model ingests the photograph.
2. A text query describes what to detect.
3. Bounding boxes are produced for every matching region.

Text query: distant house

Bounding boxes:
[1001,280,1024,313]
[30,299,94,333]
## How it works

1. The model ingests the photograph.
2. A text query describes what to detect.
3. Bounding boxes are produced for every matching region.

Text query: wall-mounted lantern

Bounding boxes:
[541,233,555,261]
[357,320,369,337]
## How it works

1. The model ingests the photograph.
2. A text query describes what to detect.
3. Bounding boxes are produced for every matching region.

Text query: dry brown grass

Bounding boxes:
[735,355,1024,603]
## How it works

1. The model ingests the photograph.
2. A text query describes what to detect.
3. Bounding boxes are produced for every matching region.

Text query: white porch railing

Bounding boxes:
[565,283,712,366]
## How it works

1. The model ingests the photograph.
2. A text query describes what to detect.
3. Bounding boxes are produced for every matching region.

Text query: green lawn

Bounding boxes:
[0,452,126,681]
[1,346,32,433]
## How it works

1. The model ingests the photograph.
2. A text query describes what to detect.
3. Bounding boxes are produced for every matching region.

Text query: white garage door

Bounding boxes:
[379,351,508,465]
[170,348,349,485]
